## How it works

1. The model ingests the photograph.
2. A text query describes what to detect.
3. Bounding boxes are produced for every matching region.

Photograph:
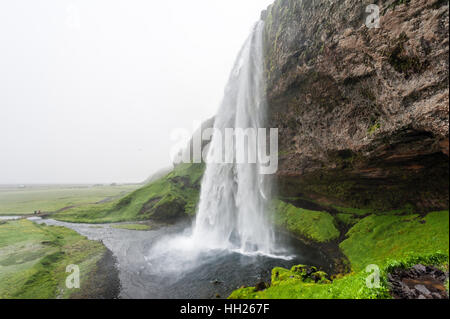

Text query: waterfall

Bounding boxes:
[191,21,276,255]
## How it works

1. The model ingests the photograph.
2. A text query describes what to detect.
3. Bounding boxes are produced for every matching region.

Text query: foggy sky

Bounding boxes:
[0,0,274,184]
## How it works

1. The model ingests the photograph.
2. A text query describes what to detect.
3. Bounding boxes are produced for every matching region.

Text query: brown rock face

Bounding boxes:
[263,0,449,211]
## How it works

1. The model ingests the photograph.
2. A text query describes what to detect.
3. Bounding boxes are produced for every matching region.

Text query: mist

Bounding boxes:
[0,0,274,184]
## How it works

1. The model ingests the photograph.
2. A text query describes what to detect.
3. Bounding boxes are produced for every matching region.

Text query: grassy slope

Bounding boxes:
[0,219,107,299]
[273,200,340,243]
[340,212,449,271]
[230,210,449,299]
[111,224,152,231]
[0,184,140,215]
[52,163,205,223]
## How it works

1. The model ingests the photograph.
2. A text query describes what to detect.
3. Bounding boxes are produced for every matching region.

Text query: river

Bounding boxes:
[32,218,332,299]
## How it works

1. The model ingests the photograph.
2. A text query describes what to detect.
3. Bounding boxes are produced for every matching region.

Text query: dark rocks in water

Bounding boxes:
[254,281,268,292]
[210,279,223,285]
[388,264,449,299]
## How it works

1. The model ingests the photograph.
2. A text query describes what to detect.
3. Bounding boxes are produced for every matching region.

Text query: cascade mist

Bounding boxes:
[191,21,277,255]
[148,21,290,273]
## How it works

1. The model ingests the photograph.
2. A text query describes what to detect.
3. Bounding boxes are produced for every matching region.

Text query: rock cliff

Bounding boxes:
[262,0,449,211]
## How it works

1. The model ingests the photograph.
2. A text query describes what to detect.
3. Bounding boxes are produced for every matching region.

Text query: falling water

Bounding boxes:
[191,21,276,255]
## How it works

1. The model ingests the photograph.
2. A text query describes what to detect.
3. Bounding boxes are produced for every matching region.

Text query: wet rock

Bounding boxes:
[415,285,431,296]
[426,266,435,273]
[388,264,449,299]
[254,281,267,292]
[412,264,427,273]
[263,0,449,210]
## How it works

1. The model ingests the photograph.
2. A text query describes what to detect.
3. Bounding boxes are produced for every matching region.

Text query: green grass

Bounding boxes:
[230,210,449,299]
[340,211,449,272]
[332,206,373,216]
[0,184,140,215]
[335,213,359,226]
[368,122,381,135]
[111,224,151,231]
[273,200,340,243]
[0,219,107,299]
[53,163,205,224]
[332,204,416,226]
[230,267,389,299]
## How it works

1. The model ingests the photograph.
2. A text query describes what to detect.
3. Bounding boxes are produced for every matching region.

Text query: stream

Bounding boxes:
[32,218,332,299]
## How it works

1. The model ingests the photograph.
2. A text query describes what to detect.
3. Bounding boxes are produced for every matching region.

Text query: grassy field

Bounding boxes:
[0,219,109,299]
[0,184,141,215]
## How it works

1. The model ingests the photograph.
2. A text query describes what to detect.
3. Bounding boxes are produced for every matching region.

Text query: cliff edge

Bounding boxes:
[263,0,449,211]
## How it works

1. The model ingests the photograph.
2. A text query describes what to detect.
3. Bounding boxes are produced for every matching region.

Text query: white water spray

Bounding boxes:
[190,21,277,255]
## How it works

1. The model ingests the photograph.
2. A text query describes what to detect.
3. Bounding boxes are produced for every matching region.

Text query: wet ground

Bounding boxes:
[0,216,21,220]
[33,218,332,299]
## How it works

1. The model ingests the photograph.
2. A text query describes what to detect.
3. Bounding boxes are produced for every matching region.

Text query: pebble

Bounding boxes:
[415,284,431,296]
[412,264,427,273]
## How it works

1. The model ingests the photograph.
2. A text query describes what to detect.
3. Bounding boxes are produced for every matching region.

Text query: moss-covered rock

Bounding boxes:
[230,210,449,299]
[273,200,340,243]
[271,264,330,286]
[52,163,205,223]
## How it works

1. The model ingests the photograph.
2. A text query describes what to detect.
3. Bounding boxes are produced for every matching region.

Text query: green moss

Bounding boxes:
[230,252,448,299]
[0,220,107,299]
[230,210,449,299]
[52,163,205,223]
[271,265,330,285]
[332,206,372,216]
[230,266,389,299]
[340,211,449,272]
[273,200,340,243]
[368,122,381,135]
[388,32,427,76]
[336,213,359,226]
